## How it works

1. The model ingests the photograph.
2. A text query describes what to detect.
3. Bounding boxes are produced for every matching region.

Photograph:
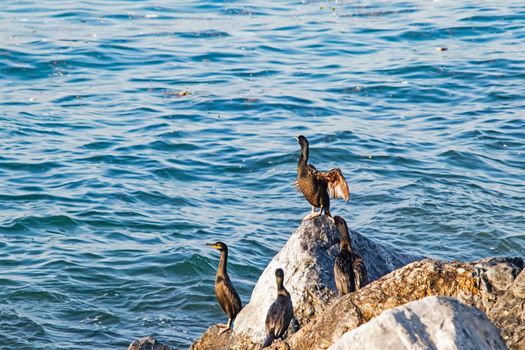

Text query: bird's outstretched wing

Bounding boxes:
[317,168,350,201]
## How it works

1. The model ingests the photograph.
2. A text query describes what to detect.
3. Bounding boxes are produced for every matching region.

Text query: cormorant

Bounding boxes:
[295,135,350,221]
[261,268,294,349]
[206,241,243,335]
[333,216,368,295]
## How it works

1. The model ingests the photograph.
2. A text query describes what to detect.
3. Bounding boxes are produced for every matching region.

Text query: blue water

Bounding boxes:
[0,0,524,348]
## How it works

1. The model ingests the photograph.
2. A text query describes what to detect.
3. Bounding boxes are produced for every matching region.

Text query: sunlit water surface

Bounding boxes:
[0,0,524,348]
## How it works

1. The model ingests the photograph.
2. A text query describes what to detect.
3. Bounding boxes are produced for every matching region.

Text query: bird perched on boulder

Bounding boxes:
[261,268,294,349]
[206,241,243,335]
[295,135,349,221]
[333,216,368,295]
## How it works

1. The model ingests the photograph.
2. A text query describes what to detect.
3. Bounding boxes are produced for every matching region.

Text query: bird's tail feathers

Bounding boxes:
[261,331,275,349]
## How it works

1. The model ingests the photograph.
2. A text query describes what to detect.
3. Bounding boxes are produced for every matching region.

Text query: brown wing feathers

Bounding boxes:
[218,280,242,318]
[317,168,350,201]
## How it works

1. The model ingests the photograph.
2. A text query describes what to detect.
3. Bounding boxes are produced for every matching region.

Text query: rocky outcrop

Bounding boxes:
[191,216,421,349]
[287,257,523,350]
[187,217,523,350]
[328,296,507,350]
[190,256,523,350]
[128,336,174,350]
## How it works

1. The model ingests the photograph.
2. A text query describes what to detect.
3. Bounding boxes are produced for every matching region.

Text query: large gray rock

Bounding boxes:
[233,216,420,343]
[328,296,507,350]
[191,216,421,349]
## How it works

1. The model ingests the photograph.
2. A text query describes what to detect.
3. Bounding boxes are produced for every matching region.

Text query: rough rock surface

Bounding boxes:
[128,336,174,350]
[191,216,421,349]
[328,296,507,350]
[488,268,525,349]
[287,257,523,350]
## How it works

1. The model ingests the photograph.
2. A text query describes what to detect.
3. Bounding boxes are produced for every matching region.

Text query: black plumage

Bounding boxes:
[206,241,243,335]
[261,268,294,349]
[295,135,350,221]
[333,216,368,295]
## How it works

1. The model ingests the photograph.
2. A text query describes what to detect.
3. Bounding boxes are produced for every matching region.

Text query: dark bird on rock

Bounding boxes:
[333,216,368,295]
[295,135,350,221]
[261,268,294,349]
[206,241,243,335]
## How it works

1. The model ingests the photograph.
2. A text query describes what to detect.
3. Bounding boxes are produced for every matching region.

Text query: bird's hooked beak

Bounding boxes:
[294,135,299,140]
[205,243,219,249]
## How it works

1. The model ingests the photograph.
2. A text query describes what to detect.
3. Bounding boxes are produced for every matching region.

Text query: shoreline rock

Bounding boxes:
[234,216,422,342]
[191,216,422,349]
[328,296,507,350]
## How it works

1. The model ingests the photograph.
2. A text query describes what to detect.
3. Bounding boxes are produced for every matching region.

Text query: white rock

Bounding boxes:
[328,296,507,350]
[233,216,420,343]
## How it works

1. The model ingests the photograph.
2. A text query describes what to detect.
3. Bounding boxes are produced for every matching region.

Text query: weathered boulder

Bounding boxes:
[328,296,507,350]
[128,336,174,350]
[287,257,523,350]
[191,216,421,349]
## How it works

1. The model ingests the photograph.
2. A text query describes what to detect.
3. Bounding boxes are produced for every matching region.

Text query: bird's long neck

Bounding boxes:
[277,278,290,297]
[217,250,228,276]
[298,142,308,166]
[341,238,351,252]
